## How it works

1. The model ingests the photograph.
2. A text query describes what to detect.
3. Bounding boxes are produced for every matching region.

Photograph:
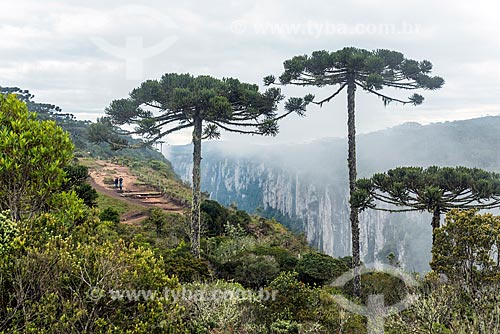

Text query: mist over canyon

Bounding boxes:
[167,116,500,272]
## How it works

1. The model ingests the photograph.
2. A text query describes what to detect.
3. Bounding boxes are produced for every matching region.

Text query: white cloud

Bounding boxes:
[1,0,499,145]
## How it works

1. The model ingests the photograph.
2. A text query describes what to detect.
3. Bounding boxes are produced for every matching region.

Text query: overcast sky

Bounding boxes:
[1,0,500,145]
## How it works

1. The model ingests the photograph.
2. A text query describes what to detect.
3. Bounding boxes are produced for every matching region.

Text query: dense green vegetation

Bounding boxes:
[1,62,499,333]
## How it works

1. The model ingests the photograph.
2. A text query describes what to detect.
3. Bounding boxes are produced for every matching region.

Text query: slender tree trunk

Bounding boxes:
[347,74,361,297]
[191,116,203,258]
[431,208,441,245]
[430,208,442,266]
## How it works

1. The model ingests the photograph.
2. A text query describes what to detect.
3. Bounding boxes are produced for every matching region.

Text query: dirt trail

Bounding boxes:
[88,160,187,225]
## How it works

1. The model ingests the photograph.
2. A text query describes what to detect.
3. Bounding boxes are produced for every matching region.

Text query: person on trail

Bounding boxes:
[119,176,123,191]
[114,177,119,189]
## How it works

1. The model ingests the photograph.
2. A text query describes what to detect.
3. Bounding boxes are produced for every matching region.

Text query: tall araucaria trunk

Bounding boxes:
[347,73,361,297]
[431,208,441,245]
[191,116,203,258]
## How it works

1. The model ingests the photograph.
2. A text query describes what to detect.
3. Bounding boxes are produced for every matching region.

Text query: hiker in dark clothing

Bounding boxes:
[119,177,123,191]
[114,177,119,189]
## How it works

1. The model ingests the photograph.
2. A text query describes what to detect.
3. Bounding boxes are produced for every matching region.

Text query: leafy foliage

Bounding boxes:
[295,252,350,286]
[0,211,18,256]
[341,272,410,307]
[99,207,120,224]
[252,246,299,272]
[387,274,500,333]
[264,271,316,322]
[431,209,500,289]
[180,280,264,334]
[201,199,252,236]
[0,194,189,333]
[162,242,211,282]
[62,164,98,207]
[233,253,281,288]
[144,208,168,236]
[0,94,74,221]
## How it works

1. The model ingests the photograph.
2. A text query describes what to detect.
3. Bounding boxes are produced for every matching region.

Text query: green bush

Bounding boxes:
[62,164,98,207]
[181,281,264,334]
[296,252,350,286]
[432,209,500,289]
[144,208,168,236]
[163,242,211,282]
[201,200,253,237]
[233,253,281,288]
[201,200,226,236]
[270,319,299,333]
[341,272,409,307]
[264,272,316,322]
[99,207,120,224]
[0,217,188,333]
[253,246,299,272]
[0,94,74,221]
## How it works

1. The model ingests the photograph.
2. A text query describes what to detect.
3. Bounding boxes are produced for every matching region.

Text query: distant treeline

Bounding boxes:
[0,86,166,162]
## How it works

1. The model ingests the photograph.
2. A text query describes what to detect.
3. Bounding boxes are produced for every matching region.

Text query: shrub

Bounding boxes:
[1,226,187,333]
[296,252,350,286]
[163,242,211,282]
[180,281,263,334]
[99,207,120,224]
[253,246,299,272]
[201,200,253,237]
[264,272,316,322]
[432,209,500,289]
[144,208,168,236]
[233,254,280,288]
[270,319,299,334]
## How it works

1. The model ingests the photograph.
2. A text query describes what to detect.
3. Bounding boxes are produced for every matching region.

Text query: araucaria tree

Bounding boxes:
[266,47,444,295]
[90,73,307,257]
[352,166,500,243]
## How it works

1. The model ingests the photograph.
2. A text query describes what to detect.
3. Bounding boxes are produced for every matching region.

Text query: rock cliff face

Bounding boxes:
[168,116,500,272]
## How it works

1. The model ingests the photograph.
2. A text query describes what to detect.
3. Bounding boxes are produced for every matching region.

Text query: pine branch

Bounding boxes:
[368,206,421,213]
[355,81,414,105]
[144,101,164,109]
[210,121,264,135]
[382,81,419,90]
[313,83,347,107]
